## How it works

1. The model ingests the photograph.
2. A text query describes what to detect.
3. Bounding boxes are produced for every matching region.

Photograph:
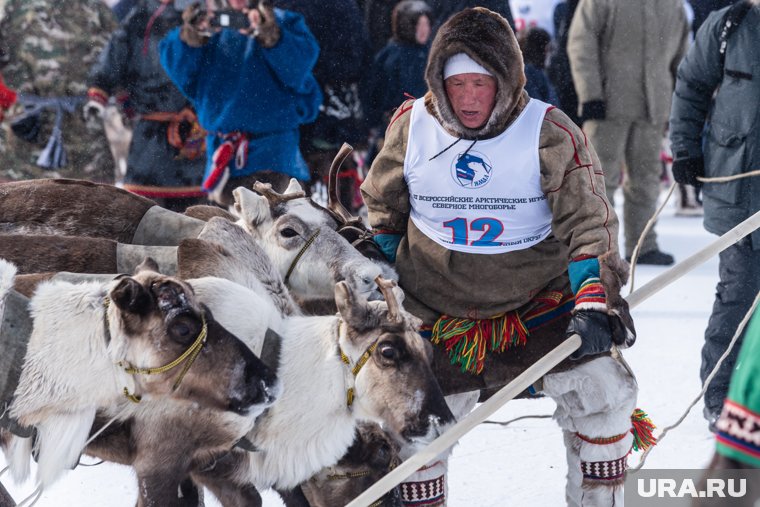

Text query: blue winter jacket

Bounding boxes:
[159,8,322,182]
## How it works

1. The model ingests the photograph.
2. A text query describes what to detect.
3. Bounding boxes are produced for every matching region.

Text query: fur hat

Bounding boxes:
[392,0,433,45]
[424,7,526,139]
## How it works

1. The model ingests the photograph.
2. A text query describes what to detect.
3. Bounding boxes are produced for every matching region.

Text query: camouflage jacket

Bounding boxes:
[0,0,116,183]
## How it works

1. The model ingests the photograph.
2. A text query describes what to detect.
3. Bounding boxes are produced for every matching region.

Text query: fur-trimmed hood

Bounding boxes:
[424,7,526,139]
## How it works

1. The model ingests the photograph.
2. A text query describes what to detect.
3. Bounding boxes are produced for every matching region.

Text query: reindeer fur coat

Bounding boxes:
[361,7,628,323]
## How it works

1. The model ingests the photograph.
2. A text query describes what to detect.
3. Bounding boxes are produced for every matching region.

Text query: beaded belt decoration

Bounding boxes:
[421,290,575,374]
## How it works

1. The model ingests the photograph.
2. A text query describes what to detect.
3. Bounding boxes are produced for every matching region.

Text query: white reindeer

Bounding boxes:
[187,277,455,502]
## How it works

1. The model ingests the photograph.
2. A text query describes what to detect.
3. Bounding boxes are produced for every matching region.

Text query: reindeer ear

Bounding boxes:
[232,186,270,232]
[285,178,303,194]
[110,277,152,315]
[134,257,160,274]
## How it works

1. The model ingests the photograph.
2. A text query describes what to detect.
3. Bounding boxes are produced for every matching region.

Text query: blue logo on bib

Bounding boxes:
[451,150,493,188]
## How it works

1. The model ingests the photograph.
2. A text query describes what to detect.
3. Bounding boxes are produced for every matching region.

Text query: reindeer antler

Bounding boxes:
[252,181,306,206]
[327,143,363,226]
[375,276,402,323]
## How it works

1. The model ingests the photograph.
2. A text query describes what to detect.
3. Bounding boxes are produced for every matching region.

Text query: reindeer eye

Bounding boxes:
[173,323,191,337]
[280,227,299,238]
[379,344,399,362]
[169,315,200,344]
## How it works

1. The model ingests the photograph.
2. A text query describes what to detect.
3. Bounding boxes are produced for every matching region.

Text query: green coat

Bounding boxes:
[715,302,760,467]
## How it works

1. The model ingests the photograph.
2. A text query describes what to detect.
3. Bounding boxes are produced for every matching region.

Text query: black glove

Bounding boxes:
[567,309,636,360]
[671,156,704,188]
[580,100,606,123]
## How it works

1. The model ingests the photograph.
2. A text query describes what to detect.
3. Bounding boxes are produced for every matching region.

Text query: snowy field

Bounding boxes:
[1,189,721,506]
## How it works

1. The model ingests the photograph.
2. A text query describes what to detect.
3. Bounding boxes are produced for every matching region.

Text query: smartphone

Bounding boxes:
[209,10,251,30]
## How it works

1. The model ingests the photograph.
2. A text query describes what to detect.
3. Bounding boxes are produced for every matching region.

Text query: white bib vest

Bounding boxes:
[404,97,553,254]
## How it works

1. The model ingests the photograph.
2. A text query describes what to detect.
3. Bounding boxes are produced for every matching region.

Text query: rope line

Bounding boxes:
[629,289,760,471]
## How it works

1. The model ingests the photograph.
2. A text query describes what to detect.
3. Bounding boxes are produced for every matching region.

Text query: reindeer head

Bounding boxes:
[302,422,403,507]
[231,184,391,300]
[109,265,279,418]
[334,278,454,449]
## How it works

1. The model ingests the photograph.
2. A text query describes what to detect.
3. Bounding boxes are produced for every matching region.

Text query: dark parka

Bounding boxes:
[88,0,205,196]
[669,3,760,249]
[363,0,432,131]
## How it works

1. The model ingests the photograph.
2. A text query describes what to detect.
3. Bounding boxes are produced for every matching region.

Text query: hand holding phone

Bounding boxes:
[209,9,251,30]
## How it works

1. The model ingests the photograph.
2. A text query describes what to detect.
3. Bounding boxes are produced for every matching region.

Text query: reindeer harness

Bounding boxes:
[107,297,209,403]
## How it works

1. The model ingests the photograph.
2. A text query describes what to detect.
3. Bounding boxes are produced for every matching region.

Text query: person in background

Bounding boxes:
[546,0,579,125]
[363,0,432,164]
[0,0,116,184]
[275,0,370,213]
[111,0,140,20]
[86,0,207,212]
[429,0,514,31]
[362,0,403,55]
[510,0,562,35]
[669,0,760,430]
[0,74,15,124]
[703,302,760,472]
[362,8,641,505]
[159,0,322,207]
[688,0,734,32]
[568,0,689,266]
[694,296,760,503]
[517,26,559,105]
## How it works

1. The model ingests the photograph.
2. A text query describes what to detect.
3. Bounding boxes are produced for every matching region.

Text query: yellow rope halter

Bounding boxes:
[110,297,208,402]
[283,229,321,286]
[339,337,379,408]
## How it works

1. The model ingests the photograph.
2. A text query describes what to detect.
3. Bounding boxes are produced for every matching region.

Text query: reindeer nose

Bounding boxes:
[233,362,279,414]
[153,281,188,312]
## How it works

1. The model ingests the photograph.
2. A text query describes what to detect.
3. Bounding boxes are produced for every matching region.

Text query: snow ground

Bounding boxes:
[1,190,721,506]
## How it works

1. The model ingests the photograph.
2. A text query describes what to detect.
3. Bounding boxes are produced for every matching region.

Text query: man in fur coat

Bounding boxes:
[361,8,643,506]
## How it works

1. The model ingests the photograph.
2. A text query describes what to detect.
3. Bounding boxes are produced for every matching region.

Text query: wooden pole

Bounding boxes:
[627,209,760,308]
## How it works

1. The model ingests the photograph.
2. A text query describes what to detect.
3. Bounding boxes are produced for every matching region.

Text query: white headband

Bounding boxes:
[443,52,493,80]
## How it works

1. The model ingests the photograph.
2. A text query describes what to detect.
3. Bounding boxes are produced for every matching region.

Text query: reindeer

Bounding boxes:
[297,422,403,507]
[0,176,395,304]
[0,259,280,506]
[184,276,454,505]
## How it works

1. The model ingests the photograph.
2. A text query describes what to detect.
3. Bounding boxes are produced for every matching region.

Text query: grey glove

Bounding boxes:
[180,3,210,47]
[83,100,104,130]
[254,0,280,48]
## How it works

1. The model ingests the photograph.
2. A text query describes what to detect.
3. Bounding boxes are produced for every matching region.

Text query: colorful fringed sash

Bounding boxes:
[425,290,575,375]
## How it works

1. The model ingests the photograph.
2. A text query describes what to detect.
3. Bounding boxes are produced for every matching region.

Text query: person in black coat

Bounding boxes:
[428,0,515,31]
[518,26,559,105]
[276,0,371,211]
[363,0,432,133]
[547,0,580,125]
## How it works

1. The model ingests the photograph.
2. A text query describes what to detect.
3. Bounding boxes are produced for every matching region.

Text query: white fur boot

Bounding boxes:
[399,459,448,507]
[543,356,638,506]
